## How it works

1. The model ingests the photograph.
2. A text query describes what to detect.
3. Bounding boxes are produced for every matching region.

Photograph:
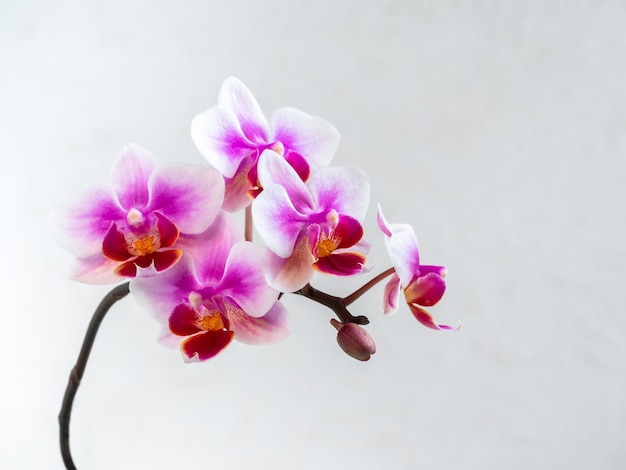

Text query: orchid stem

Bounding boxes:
[244,205,253,242]
[59,282,131,470]
[344,267,395,306]
[294,283,369,325]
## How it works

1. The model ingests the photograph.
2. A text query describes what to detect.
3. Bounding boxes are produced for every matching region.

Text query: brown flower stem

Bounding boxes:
[293,283,369,325]
[244,205,253,242]
[343,267,395,306]
[59,282,131,470]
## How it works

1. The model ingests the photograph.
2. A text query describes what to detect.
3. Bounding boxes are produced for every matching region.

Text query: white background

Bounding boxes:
[2,1,625,469]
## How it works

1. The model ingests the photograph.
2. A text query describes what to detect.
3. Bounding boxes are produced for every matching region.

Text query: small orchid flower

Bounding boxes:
[50,144,224,284]
[252,150,370,292]
[131,211,290,362]
[377,206,459,331]
[191,77,340,211]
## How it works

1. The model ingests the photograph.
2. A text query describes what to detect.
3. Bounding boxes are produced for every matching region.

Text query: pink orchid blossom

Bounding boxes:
[377,206,459,331]
[191,76,340,211]
[50,144,224,284]
[131,211,290,362]
[252,150,370,292]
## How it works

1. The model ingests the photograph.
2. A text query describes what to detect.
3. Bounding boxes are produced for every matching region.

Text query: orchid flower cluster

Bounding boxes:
[52,77,457,363]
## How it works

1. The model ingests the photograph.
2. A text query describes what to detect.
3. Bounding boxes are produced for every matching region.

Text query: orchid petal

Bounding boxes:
[314,252,366,276]
[307,166,370,221]
[383,274,402,314]
[283,151,310,182]
[218,77,270,144]
[263,236,315,292]
[169,303,203,337]
[404,272,447,307]
[101,223,131,261]
[216,242,278,318]
[228,300,290,345]
[191,106,257,178]
[272,106,339,168]
[332,214,364,250]
[131,255,201,324]
[110,144,156,211]
[377,207,420,287]
[252,183,309,258]
[256,150,314,213]
[222,156,256,212]
[70,253,123,284]
[180,330,235,362]
[146,163,224,234]
[49,185,125,258]
[407,303,460,331]
[176,211,242,285]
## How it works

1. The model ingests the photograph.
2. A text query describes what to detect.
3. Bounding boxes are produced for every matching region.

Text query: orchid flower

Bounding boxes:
[50,144,224,284]
[191,76,340,211]
[252,150,370,292]
[377,206,459,331]
[131,211,290,362]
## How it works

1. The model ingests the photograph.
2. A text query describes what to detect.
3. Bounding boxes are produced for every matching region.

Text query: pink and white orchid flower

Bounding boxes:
[50,144,224,284]
[377,206,459,331]
[131,211,290,362]
[191,77,340,211]
[252,150,370,292]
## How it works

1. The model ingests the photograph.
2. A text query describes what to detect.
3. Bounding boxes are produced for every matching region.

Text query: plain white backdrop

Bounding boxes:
[2,1,625,469]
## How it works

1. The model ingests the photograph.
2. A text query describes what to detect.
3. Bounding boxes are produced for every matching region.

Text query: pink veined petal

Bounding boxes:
[404,272,447,307]
[228,300,291,345]
[383,274,402,314]
[263,237,315,292]
[191,106,258,178]
[332,214,364,250]
[216,242,278,318]
[314,251,366,276]
[307,166,370,221]
[407,303,460,331]
[218,77,270,144]
[176,211,243,285]
[256,150,314,214]
[180,330,235,362]
[131,254,202,324]
[252,183,309,258]
[70,253,123,285]
[110,144,157,211]
[169,303,203,337]
[146,163,224,235]
[271,106,340,168]
[49,185,126,258]
[222,156,256,212]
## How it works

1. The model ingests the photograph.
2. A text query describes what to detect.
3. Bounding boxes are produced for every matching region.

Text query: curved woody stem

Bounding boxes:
[344,267,395,306]
[59,282,131,470]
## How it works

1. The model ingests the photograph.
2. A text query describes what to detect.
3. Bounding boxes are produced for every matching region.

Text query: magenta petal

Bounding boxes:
[271,106,339,168]
[101,223,132,261]
[263,238,315,292]
[383,274,401,314]
[50,185,126,258]
[110,144,156,211]
[333,214,364,249]
[180,330,235,362]
[222,156,256,212]
[169,303,202,336]
[408,304,460,331]
[314,252,366,276]
[284,151,310,182]
[191,106,257,178]
[218,77,270,144]
[228,300,290,345]
[152,249,183,273]
[404,272,446,307]
[154,212,179,248]
[146,163,224,235]
[307,166,370,221]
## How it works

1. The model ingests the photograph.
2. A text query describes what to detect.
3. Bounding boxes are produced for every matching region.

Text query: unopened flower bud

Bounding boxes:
[330,318,376,361]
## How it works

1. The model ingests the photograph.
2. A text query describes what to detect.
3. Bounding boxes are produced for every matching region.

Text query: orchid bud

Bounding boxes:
[330,318,376,361]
